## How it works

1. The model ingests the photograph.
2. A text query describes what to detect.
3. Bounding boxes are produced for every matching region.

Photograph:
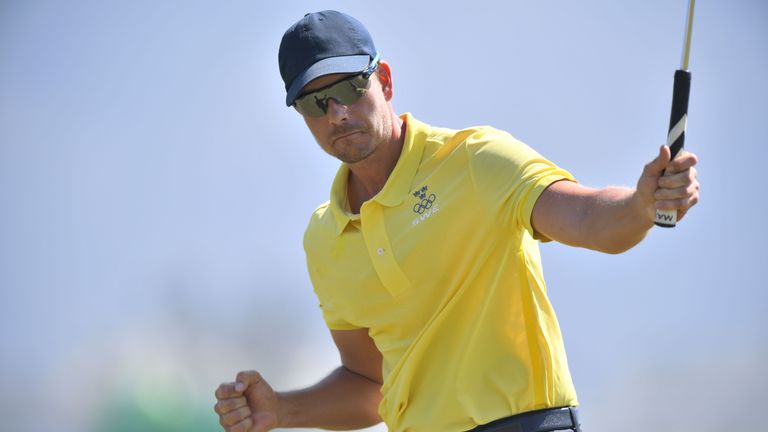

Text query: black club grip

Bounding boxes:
[668,69,691,158]
[655,69,692,228]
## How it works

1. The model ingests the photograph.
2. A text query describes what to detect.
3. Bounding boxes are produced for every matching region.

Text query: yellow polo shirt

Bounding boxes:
[303,113,578,431]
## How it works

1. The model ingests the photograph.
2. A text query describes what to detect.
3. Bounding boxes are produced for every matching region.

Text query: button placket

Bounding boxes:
[361,203,410,296]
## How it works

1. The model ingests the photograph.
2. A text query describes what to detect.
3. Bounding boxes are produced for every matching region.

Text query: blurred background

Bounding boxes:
[1,1,766,431]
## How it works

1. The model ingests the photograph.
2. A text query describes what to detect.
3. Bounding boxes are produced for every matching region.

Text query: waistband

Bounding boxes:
[471,407,581,432]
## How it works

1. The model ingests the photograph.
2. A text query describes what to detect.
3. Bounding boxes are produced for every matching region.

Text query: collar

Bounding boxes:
[329,112,427,236]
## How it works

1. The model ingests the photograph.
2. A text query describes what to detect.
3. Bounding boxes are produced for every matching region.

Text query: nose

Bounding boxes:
[325,98,348,124]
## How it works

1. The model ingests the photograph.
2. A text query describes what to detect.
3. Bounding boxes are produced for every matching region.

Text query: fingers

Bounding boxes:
[641,146,699,221]
[214,396,248,415]
[235,370,264,393]
[214,383,252,432]
[664,150,698,175]
[215,382,243,400]
[218,410,277,432]
[219,405,252,427]
[642,145,672,178]
[642,146,697,179]
[214,391,251,431]
[215,403,261,432]
[657,166,698,190]
[216,370,264,399]
[654,163,699,217]
[215,370,277,432]
[654,190,699,211]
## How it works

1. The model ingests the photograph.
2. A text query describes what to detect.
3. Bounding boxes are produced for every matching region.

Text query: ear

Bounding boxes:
[376,61,394,101]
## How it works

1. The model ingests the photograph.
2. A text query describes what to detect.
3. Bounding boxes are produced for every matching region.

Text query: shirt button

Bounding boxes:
[377,247,385,256]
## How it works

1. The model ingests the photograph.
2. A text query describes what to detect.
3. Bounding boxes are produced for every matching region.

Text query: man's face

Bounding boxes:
[299,67,392,164]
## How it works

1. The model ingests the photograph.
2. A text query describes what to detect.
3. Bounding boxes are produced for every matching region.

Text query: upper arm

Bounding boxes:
[331,328,383,385]
[531,179,595,248]
[464,129,576,236]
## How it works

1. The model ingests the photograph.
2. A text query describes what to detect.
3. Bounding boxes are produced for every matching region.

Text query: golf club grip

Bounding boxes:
[655,69,691,228]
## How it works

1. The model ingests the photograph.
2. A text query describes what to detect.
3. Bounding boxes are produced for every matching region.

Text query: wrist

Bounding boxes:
[630,187,657,226]
[274,391,289,428]
[275,390,305,428]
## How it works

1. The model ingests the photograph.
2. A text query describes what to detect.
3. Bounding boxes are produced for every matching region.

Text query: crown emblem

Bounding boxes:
[412,185,428,200]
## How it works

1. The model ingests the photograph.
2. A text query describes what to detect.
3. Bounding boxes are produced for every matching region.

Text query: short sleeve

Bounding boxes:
[306,262,362,330]
[466,128,575,236]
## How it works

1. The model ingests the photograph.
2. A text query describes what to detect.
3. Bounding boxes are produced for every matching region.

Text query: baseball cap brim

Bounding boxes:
[285,54,371,106]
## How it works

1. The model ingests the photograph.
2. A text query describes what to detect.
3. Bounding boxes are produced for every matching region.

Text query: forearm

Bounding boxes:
[277,366,383,430]
[534,180,656,254]
[579,186,654,254]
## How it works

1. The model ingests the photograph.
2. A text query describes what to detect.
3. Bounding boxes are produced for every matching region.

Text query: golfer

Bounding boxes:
[214,10,700,432]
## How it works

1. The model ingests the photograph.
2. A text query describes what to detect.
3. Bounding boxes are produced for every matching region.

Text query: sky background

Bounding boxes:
[1,1,766,431]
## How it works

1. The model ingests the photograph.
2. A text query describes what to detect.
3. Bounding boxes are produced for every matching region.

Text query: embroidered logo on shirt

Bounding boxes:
[411,186,439,226]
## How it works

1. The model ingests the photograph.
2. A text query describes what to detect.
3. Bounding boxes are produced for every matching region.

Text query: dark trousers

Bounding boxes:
[471,407,582,432]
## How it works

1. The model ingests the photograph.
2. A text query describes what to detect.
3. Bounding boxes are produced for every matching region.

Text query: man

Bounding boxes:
[214,10,699,432]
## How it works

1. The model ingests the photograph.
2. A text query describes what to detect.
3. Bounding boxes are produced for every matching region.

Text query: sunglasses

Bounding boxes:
[293,54,380,117]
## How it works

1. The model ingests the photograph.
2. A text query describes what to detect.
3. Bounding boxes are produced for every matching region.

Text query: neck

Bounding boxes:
[346,114,406,213]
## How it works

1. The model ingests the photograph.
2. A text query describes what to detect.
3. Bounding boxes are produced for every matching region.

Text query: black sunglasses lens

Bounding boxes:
[294,76,369,117]
[294,96,325,117]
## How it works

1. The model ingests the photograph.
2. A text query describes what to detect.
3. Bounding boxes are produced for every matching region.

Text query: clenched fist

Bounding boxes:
[215,371,281,432]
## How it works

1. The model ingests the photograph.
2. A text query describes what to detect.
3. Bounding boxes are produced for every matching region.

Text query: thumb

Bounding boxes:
[643,145,672,178]
[235,370,264,393]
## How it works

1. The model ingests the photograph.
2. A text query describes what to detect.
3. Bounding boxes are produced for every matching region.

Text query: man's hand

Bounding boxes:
[637,145,700,222]
[215,371,280,432]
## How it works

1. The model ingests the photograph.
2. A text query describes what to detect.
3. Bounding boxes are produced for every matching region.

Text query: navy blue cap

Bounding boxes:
[279,10,378,106]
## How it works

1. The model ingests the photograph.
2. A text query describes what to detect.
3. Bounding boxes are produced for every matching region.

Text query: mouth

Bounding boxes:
[332,130,362,143]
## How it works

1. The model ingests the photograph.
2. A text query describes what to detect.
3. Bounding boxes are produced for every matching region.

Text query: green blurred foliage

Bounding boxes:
[93,391,220,432]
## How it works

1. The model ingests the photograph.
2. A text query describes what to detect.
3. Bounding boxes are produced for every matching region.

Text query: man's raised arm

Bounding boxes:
[532,145,699,254]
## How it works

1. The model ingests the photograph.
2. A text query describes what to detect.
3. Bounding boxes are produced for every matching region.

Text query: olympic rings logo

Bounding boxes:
[413,194,436,214]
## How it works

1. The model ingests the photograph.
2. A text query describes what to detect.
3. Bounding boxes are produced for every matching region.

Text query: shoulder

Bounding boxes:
[419,121,522,162]
[406,114,520,157]
[447,125,542,176]
[303,201,334,250]
[309,200,331,220]
[305,200,332,232]
[426,122,515,147]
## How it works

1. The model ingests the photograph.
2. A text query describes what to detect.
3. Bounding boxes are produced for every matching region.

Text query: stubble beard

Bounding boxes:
[335,139,378,163]
[329,125,380,164]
